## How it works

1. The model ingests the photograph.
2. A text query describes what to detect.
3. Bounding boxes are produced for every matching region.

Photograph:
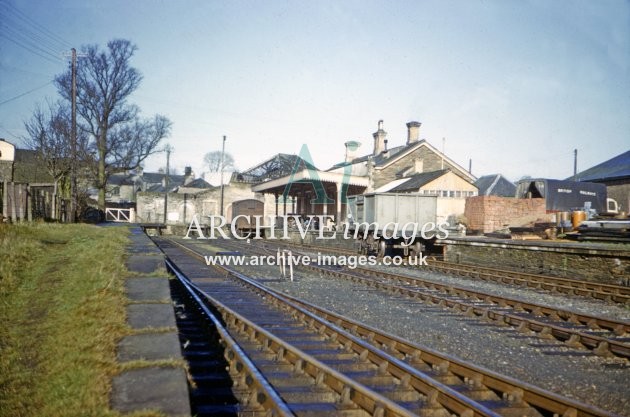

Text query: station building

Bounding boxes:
[251,120,478,228]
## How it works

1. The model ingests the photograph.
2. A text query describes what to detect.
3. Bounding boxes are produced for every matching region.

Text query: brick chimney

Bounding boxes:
[373,120,387,156]
[406,121,421,145]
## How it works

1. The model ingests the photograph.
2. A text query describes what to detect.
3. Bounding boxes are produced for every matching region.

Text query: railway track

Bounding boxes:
[170,272,294,416]
[155,236,619,417]
[279,241,630,305]
[210,239,630,359]
[423,261,630,305]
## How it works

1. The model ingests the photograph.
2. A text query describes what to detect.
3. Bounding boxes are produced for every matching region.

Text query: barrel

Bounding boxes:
[558,212,571,228]
[571,210,587,229]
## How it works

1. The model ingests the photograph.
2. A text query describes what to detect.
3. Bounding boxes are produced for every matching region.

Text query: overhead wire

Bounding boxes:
[0,1,71,64]
[0,80,54,107]
[2,1,71,49]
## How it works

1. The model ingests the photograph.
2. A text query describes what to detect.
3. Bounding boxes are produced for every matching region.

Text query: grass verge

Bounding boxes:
[0,223,129,417]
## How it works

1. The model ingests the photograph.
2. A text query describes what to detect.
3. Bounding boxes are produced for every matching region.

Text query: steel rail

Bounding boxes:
[264,241,630,304]
[207,239,630,358]
[167,257,296,417]
[312,265,630,359]
[161,237,502,417]
[165,256,433,417]
[274,285,619,417]
[352,266,630,336]
[162,237,620,417]
[425,260,630,304]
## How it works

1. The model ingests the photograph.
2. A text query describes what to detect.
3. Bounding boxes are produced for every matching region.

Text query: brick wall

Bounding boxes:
[465,196,548,234]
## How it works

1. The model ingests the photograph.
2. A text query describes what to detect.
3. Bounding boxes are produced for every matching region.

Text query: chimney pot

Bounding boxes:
[373,120,387,155]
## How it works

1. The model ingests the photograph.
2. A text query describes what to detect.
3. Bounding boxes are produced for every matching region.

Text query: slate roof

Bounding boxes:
[142,172,186,186]
[475,174,516,197]
[107,173,136,186]
[573,150,630,182]
[328,143,410,170]
[178,177,214,189]
[389,169,449,192]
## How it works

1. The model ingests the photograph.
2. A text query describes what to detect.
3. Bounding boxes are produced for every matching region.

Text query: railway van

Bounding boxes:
[346,193,451,258]
[231,199,265,236]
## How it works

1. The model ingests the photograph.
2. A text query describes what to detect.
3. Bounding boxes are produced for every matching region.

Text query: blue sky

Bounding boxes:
[1,0,628,181]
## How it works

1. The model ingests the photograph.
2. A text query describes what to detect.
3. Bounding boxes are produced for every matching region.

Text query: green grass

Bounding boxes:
[0,223,131,417]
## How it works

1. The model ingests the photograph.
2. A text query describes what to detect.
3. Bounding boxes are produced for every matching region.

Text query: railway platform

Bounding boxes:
[439,235,630,285]
[110,226,190,417]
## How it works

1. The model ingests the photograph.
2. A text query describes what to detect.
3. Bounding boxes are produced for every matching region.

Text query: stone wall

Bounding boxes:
[374,146,466,189]
[465,196,549,234]
[441,237,630,285]
[136,182,276,226]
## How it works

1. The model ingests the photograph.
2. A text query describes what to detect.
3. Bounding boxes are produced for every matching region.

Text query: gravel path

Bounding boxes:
[191,240,630,416]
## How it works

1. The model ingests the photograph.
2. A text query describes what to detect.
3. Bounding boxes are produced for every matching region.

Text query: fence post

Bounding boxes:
[27,184,32,222]
[1,181,6,219]
[10,182,16,222]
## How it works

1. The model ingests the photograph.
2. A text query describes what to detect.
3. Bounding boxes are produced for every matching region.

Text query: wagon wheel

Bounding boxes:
[377,239,387,259]
[409,241,424,258]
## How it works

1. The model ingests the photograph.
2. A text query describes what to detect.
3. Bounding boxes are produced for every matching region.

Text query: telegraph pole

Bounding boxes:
[70,47,77,222]
[573,149,578,181]
[163,145,172,223]
[220,135,226,216]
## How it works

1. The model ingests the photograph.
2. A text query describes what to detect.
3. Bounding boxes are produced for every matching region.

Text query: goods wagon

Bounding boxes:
[231,199,264,235]
[346,193,449,257]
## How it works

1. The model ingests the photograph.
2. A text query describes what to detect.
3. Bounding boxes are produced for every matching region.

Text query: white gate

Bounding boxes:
[105,208,135,223]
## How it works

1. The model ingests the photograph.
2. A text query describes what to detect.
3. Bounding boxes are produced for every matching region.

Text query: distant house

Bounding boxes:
[573,150,630,212]
[104,166,212,204]
[474,174,516,197]
[0,139,54,184]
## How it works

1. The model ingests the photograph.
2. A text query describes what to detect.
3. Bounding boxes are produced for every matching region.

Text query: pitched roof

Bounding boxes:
[475,174,516,197]
[108,173,136,186]
[179,177,214,189]
[328,139,476,182]
[328,144,409,170]
[574,150,630,182]
[389,169,449,192]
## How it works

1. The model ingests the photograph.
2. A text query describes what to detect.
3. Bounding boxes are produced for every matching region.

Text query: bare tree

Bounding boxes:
[23,100,73,220]
[55,39,171,210]
[203,150,235,172]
